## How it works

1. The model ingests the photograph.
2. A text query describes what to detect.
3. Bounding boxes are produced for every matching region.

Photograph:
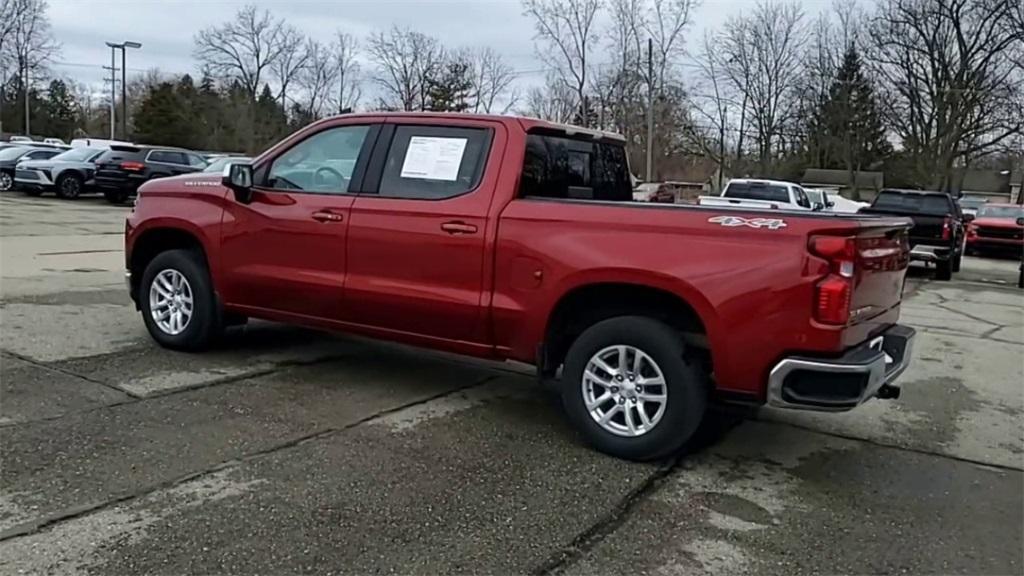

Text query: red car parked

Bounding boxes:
[125,113,916,460]
[965,203,1024,256]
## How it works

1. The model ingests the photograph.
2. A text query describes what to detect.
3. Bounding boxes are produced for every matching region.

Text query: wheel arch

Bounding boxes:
[128,224,213,304]
[538,279,720,379]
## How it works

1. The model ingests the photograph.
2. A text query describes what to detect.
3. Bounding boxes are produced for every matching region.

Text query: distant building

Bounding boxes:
[1010,170,1022,204]
[952,169,1013,202]
[800,169,884,200]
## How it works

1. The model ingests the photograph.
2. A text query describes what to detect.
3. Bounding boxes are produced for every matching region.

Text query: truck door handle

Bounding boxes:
[440,221,478,235]
[312,211,344,223]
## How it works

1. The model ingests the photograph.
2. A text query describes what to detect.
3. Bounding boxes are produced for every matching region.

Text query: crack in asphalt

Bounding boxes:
[0,374,500,543]
[932,302,1003,327]
[756,417,1024,473]
[530,456,682,575]
[1,350,141,399]
[914,326,1021,346]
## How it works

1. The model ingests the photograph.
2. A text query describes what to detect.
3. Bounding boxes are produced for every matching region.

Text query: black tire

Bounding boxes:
[139,249,222,351]
[560,315,708,461]
[0,171,13,192]
[103,189,129,204]
[935,258,953,281]
[55,172,84,199]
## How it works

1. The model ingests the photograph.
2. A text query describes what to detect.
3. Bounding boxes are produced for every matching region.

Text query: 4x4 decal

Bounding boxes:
[708,215,788,230]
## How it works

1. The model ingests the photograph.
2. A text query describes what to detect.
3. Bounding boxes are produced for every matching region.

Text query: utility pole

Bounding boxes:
[23,61,30,137]
[718,105,727,193]
[338,61,345,114]
[107,44,116,139]
[645,38,654,183]
[121,48,127,139]
[105,41,142,141]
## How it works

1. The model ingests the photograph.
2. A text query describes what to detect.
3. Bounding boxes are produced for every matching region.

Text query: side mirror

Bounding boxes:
[223,163,254,203]
[826,200,835,208]
[812,202,824,211]
[963,213,975,223]
[1016,217,1024,227]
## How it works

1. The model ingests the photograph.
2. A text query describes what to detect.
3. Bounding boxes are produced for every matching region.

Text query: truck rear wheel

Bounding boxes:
[139,249,222,351]
[560,316,708,461]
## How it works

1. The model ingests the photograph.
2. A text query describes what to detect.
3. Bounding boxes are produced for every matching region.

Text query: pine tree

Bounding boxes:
[426,59,474,112]
[806,46,892,198]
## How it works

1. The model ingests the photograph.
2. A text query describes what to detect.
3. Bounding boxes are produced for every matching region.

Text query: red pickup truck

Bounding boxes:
[125,113,916,460]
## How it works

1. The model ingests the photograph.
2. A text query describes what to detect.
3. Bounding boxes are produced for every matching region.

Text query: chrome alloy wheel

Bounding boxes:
[0,172,12,191]
[581,345,668,437]
[149,269,194,335]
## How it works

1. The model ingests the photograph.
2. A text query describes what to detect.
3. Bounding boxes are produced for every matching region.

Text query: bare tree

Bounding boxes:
[193,5,291,101]
[688,30,737,188]
[523,0,602,125]
[367,26,444,111]
[522,73,577,122]
[269,24,308,106]
[643,0,696,91]
[331,31,361,112]
[2,0,59,135]
[721,0,807,174]
[467,47,517,113]
[296,39,338,120]
[868,0,1023,189]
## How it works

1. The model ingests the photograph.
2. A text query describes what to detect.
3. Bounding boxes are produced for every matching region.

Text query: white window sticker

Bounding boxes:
[400,136,468,181]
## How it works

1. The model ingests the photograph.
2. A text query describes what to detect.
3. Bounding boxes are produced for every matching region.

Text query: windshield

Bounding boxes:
[977,205,1024,219]
[52,148,101,162]
[204,157,252,173]
[0,147,29,161]
[805,190,824,204]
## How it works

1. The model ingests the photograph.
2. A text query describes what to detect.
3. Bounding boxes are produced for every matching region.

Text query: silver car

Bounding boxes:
[15,147,105,199]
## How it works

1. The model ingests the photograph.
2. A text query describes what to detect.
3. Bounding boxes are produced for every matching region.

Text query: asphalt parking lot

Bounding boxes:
[1,192,1021,575]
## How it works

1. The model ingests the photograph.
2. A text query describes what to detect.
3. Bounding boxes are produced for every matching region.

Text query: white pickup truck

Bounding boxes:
[698,179,816,211]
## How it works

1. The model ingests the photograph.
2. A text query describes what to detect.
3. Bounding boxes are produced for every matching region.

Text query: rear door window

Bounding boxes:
[377,125,491,200]
[518,133,631,201]
[149,150,186,165]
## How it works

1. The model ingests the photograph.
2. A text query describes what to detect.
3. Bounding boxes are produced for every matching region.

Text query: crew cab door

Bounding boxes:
[219,121,380,320]
[344,118,504,344]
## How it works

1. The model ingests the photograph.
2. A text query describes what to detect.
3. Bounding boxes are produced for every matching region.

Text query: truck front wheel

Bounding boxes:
[139,249,222,351]
[560,316,708,461]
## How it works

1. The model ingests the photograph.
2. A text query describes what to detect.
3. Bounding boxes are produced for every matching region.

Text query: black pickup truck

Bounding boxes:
[860,189,972,280]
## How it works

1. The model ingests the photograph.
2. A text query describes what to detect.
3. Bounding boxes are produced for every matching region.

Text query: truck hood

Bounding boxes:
[971,217,1021,229]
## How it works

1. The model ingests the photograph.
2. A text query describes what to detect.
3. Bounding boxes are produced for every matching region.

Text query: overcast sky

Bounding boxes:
[48,0,828,98]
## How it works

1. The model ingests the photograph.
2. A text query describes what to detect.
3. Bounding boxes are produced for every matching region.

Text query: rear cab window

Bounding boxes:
[873,192,953,215]
[722,182,790,203]
[518,131,631,201]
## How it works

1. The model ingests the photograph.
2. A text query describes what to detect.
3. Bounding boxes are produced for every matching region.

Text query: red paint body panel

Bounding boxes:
[125,113,912,403]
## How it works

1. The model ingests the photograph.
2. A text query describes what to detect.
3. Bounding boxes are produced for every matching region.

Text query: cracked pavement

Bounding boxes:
[1,193,1022,575]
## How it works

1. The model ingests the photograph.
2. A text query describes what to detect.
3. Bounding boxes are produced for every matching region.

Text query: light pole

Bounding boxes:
[106,41,142,141]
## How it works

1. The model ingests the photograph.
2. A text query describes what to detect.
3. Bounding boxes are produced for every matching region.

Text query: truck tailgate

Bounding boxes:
[851,225,911,324]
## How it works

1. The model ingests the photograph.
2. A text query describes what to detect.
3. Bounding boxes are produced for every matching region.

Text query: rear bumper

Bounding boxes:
[95,175,145,193]
[909,244,951,262]
[766,324,916,412]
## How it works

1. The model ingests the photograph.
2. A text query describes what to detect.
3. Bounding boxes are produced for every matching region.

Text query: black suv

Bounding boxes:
[93,145,208,203]
[860,189,971,280]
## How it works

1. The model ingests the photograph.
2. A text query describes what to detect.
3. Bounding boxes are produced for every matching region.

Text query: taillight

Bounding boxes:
[120,161,145,172]
[809,235,856,325]
[941,217,952,240]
